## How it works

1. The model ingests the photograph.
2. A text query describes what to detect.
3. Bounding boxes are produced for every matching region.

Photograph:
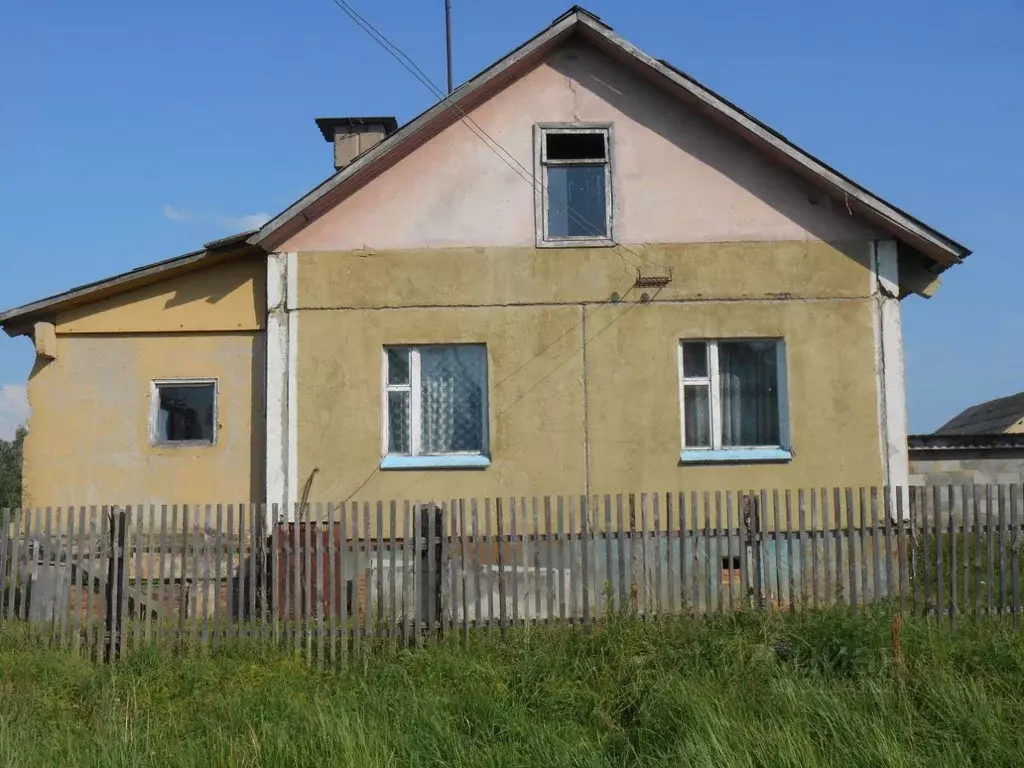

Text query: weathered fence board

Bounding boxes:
[4,484,1024,664]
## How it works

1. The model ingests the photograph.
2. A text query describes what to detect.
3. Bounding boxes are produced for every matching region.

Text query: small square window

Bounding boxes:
[384,345,488,457]
[535,124,613,247]
[151,380,216,445]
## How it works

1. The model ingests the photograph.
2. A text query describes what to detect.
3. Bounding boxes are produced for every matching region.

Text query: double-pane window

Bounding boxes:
[385,345,488,457]
[679,340,786,450]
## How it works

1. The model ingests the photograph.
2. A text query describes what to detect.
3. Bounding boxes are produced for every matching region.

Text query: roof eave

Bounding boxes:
[251,8,969,265]
[570,17,970,266]
[0,237,261,337]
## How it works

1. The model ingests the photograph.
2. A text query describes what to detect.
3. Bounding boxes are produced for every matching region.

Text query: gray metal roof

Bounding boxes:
[934,393,1024,436]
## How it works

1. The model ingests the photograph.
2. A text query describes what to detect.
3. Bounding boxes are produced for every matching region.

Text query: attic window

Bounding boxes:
[535,124,613,247]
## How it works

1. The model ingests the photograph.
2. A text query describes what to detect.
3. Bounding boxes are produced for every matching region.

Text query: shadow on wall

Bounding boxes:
[548,44,875,268]
[162,261,260,311]
[249,333,266,504]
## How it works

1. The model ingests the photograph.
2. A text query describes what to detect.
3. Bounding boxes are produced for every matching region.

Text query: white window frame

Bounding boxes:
[534,123,614,248]
[382,345,489,458]
[677,340,790,452]
[149,378,218,447]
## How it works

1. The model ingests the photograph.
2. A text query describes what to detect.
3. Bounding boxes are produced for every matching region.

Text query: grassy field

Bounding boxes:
[1,611,1023,767]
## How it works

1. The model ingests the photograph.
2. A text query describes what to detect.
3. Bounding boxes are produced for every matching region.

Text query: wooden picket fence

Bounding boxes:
[1,485,1021,663]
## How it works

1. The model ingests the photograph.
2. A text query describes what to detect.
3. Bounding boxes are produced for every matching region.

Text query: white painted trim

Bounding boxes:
[265,252,288,518]
[380,349,392,455]
[708,340,722,448]
[881,301,909,488]
[409,348,423,453]
[678,339,789,453]
[870,242,886,477]
[676,341,687,447]
[148,378,218,447]
[876,241,900,298]
[872,240,910,518]
[381,344,489,460]
[286,253,299,517]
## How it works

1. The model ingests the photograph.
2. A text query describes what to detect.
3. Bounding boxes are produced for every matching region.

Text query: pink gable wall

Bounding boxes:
[282,42,876,252]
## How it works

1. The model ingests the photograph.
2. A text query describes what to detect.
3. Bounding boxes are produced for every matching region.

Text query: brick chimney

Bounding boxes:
[315,116,398,171]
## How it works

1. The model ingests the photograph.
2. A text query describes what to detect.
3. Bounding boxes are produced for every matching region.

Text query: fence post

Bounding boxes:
[1011,484,1021,628]
[745,492,761,611]
[104,508,126,662]
[0,508,10,623]
[496,498,508,637]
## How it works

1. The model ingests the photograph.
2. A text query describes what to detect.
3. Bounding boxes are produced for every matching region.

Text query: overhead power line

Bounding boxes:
[327,0,671,275]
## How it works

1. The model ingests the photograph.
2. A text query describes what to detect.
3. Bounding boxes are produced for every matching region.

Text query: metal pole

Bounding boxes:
[445,0,453,94]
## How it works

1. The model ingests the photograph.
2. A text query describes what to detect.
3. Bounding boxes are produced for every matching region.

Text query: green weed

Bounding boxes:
[1,611,1022,767]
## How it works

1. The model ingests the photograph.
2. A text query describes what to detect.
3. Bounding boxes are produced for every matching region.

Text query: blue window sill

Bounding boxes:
[680,448,792,464]
[381,454,491,470]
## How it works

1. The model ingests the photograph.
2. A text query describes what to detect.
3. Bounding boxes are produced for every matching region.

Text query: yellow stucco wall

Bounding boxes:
[294,240,884,524]
[56,257,266,334]
[21,257,266,511]
[297,305,586,503]
[584,299,881,493]
[23,333,264,510]
[297,241,873,309]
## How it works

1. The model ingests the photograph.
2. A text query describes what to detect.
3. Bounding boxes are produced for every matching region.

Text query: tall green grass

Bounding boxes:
[1,610,1023,767]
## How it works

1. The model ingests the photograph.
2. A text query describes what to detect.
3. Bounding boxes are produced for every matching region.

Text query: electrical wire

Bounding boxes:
[327,0,673,276]
[325,0,674,503]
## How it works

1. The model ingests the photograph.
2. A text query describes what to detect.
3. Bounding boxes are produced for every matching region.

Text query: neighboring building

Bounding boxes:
[0,7,971,514]
[909,393,1024,491]
[933,392,1024,436]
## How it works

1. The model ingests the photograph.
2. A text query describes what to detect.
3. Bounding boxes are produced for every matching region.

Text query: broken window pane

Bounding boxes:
[156,383,215,443]
[545,132,606,161]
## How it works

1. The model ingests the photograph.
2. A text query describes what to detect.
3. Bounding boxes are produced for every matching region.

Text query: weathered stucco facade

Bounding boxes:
[273,43,895,512]
[288,242,885,504]
[20,257,266,508]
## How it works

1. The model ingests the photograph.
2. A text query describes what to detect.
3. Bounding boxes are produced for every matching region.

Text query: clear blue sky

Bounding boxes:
[0,0,1020,438]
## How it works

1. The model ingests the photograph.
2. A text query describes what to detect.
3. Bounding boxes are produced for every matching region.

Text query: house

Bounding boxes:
[932,392,1024,437]
[0,6,970,516]
[909,393,1024,494]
